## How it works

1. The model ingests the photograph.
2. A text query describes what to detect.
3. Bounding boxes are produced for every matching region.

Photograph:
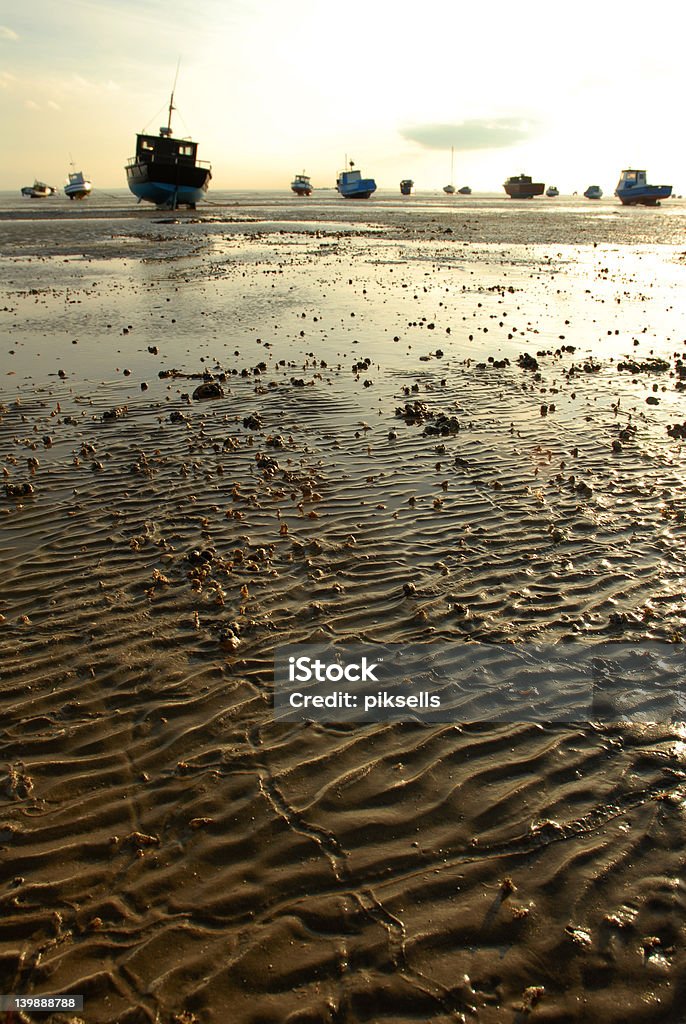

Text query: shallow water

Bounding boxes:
[2,202,686,1022]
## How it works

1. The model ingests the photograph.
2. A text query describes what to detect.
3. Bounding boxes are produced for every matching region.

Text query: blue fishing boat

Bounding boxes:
[125,77,211,209]
[336,160,376,199]
[400,179,414,195]
[291,172,312,196]
[615,169,671,206]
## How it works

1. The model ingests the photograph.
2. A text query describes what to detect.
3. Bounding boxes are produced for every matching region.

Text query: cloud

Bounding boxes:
[400,118,543,151]
[24,99,39,110]
[66,73,120,94]
[47,99,61,111]
[0,25,18,40]
[0,71,16,88]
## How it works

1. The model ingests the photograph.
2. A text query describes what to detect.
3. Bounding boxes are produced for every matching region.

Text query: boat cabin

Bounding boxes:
[134,130,198,166]
[617,169,646,189]
[339,168,361,185]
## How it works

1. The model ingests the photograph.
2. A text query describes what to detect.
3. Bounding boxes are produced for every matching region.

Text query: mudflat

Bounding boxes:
[2,193,686,1023]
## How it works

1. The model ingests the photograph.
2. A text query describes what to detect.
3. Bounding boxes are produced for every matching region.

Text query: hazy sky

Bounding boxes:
[2,0,685,193]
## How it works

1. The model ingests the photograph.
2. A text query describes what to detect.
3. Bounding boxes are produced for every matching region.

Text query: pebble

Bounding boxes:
[192,381,224,401]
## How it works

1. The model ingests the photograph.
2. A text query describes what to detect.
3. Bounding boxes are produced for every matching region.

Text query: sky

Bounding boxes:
[1,0,685,193]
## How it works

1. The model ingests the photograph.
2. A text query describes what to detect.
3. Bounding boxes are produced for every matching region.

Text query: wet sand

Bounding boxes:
[2,195,686,1023]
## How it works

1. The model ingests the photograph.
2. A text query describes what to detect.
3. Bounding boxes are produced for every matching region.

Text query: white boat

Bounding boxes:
[443,146,456,194]
[20,180,56,198]
[64,168,92,200]
[583,185,602,200]
[546,185,559,197]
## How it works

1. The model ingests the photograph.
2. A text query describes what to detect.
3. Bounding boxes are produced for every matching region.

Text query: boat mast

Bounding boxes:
[167,59,181,133]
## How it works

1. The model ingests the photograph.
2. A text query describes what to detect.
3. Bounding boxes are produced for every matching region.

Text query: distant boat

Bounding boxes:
[615,169,672,206]
[457,185,472,195]
[504,174,545,198]
[546,185,559,197]
[64,167,92,200]
[584,184,602,200]
[400,179,414,195]
[443,147,456,194]
[291,172,312,196]
[125,73,212,209]
[20,181,56,198]
[336,160,376,199]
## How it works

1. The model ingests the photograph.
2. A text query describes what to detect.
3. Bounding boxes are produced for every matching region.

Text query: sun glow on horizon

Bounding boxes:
[1,0,685,194]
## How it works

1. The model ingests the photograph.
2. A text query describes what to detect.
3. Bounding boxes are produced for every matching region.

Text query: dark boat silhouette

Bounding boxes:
[504,174,544,198]
[125,76,211,209]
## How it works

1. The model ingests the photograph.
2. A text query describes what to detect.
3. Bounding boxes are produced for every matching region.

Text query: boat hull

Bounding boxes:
[21,183,55,198]
[125,160,211,208]
[291,186,312,196]
[65,183,92,200]
[504,181,544,198]
[616,185,672,206]
[337,180,376,199]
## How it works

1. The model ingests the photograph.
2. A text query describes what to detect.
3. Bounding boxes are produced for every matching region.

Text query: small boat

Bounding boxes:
[20,181,56,198]
[546,185,559,197]
[614,169,672,206]
[64,168,92,200]
[503,174,545,198]
[336,160,376,199]
[458,185,472,195]
[400,179,414,195]
[291,172,312,196]
[583,185,602,200]
[443,146,456,194]
[125,73,212,209]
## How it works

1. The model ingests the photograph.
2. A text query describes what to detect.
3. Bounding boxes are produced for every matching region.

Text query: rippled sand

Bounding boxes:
[2,198,686,1022]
